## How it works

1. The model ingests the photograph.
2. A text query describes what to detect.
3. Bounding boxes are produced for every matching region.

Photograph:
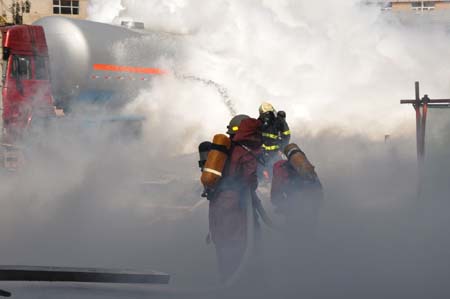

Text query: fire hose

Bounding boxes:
[0,289,10,297]
[252,193,278,231]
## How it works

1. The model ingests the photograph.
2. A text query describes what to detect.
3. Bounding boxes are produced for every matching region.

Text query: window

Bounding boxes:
[1,61,7,85]
[34,56,49,80]
[423,1,435,10]
[0,37,4,85]
[53,0,79,15]
[25,0,31,13]
[411,1,421,9]
[11,55,32,80]
[411,1,435,11]
[382,2,392,10]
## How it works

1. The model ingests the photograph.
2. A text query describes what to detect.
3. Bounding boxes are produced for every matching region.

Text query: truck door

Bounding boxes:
[1,49,53,140]
[3,54,33,129]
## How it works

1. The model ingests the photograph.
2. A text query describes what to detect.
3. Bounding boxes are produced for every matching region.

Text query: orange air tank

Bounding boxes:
[284,143,316,179]
[201,134,231,189]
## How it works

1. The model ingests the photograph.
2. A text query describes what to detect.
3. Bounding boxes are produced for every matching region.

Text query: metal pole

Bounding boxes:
[413,82,424,199]
[414,81,422,163]
[420,95,429,160]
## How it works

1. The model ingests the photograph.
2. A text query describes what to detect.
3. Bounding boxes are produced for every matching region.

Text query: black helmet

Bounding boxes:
[227,114,250,135]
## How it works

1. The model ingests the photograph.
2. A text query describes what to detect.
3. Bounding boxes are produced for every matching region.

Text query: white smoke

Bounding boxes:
[87,0,123,23]
[88,0,450,141]
[1,1,449,297]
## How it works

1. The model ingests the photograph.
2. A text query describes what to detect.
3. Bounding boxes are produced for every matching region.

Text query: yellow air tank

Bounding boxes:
[201,134,231,189]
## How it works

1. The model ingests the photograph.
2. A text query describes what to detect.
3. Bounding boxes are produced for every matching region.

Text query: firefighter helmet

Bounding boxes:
[227,114,250,135]
[259,102,275,115]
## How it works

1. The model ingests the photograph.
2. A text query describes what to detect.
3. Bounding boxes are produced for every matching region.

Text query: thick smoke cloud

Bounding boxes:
[83,1,450,297]
[0,1,450,298]
[89,0,450,138]
[87,0,123,24]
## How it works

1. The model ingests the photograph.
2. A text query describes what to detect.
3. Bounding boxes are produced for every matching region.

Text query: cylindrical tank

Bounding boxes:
[284,143,317,180]
[198,141,212,171]
[201,134,231,190]
[33,17,179,111]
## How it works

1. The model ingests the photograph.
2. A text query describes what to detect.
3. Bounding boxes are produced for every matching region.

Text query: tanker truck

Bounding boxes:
[1,16,176,170]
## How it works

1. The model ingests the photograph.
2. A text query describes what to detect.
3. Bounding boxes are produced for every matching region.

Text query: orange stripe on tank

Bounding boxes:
[93,64,167,75]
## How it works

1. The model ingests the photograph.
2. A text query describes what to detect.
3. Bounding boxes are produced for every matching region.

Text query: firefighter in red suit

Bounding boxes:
[208,116,263,281]
[271,147,323,238]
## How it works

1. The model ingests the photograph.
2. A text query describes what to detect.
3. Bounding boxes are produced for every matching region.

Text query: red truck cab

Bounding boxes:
[1,25,54,142]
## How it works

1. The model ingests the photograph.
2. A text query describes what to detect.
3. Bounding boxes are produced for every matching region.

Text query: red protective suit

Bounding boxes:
[271,160,295,208]
[208,118,262,281]
[271,159,323,239]
[271,160,323,207]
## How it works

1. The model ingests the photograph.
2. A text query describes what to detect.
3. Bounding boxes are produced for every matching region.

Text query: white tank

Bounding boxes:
[33,17,179,110]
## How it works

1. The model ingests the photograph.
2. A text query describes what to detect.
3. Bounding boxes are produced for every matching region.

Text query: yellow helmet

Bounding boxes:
[259,102,275,115]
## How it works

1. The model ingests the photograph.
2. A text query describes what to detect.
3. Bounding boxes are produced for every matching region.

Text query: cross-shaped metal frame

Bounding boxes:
[401,81,450,165]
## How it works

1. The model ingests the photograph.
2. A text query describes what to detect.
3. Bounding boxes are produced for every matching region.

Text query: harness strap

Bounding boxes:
[210,143,229,155]
[235,142,265,166]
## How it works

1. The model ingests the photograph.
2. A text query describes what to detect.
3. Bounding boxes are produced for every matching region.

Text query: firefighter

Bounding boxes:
[197,114,250,173]
[226,114,250,139]
[258,102,290,179]
[207,116,263,282]
[271,143,323,238]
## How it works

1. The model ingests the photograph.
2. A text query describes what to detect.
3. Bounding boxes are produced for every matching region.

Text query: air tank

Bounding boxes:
[33,17,179,111]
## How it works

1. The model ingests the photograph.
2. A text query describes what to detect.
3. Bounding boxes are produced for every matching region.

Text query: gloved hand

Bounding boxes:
[201,188,215,200]
[277,110,286,119]
[299,168,318,182]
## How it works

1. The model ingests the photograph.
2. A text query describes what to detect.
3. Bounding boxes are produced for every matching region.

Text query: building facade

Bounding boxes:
[367,1,450,11]
[386,1,450,11]
[0,0,88,25]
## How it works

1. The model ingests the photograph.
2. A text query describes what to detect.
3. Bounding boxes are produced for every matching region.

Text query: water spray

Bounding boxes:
[176,73,237,117]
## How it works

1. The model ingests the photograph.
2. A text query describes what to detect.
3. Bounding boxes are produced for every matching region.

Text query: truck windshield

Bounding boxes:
[11,55,32,80]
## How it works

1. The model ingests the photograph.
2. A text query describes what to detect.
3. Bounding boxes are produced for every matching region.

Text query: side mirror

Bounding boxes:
[2,48,9,61]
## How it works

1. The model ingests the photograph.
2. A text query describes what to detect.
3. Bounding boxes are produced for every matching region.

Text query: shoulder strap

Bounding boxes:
[235,142,265,166]
[210,143,229,155]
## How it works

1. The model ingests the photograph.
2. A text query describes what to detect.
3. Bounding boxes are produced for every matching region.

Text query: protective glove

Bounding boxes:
[277,110,286,119]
